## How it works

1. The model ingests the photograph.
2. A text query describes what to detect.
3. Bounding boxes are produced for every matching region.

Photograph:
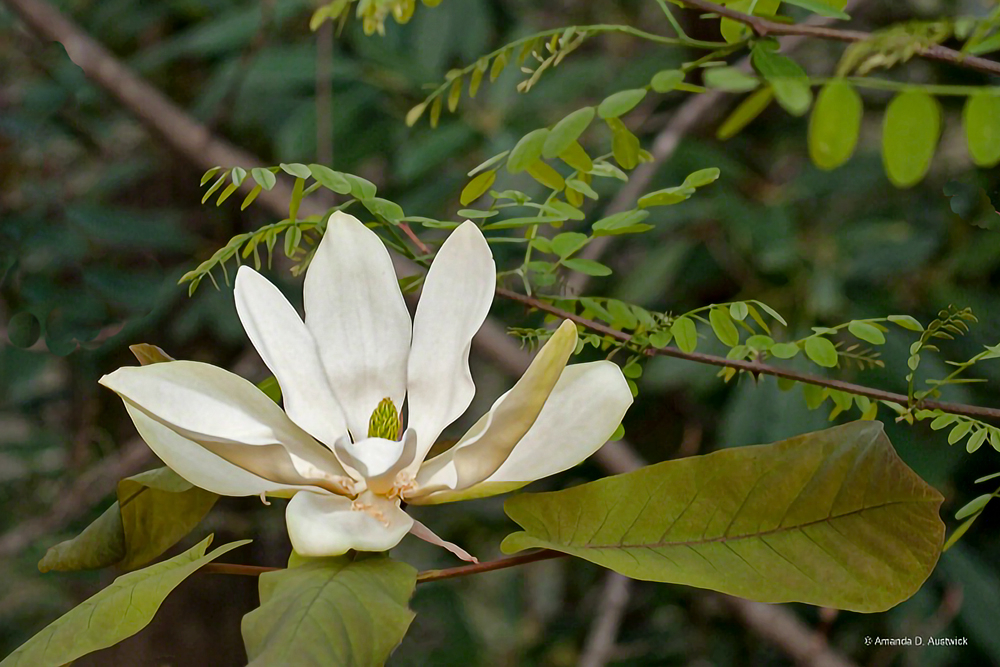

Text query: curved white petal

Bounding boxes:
[100,362,348,486]
[286,490,413,556]
[412,319,577,496]
[333,429,419,495]
[485,360,632,481]
[410,361,632,504]
[235,266,348,448]
[123,402,305,497]
[406,221,496,464]
[304,212,411,440]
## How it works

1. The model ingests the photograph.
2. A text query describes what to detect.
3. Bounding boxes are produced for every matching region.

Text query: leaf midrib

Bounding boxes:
[569,498,933,551]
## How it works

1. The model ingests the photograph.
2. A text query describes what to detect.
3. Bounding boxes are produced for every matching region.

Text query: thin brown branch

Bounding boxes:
[198,549,566,582]
[681,0,1000,76]
[200,562,279,576]
[415,549,565,583]
[496,286,1000,422]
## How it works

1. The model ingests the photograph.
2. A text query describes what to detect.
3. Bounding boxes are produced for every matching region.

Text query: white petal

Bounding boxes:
[304,212,411,439]
[333,429,419,495]
[123,402,304,497]
[100,362,348,488]
[410,361,632,505]
[235,266,348,447]
[286,490,413,556]
[406,221,496,464]
[409,519,478,562]
[412,319,577,496]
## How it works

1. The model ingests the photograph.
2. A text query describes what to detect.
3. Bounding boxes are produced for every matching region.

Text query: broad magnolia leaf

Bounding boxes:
[4,536,248,667]
[809,80,862,170]
[883,91,941,188]
[502,421,944,613]
[242,556,417,667]
[963,93,1000,168]
[39,467,219,573]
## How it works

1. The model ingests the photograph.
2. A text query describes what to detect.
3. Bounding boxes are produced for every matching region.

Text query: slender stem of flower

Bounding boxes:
[415,549,566,584]
[494,287,1000,422]
[399,223,431,256]
[199,550,566,581]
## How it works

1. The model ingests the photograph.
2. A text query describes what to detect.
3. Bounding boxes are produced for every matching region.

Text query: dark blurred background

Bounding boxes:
[2,0,999,665]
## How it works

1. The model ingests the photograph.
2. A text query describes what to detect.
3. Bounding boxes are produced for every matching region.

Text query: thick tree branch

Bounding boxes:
[496,287,1000,422]
[681,0,1000,76]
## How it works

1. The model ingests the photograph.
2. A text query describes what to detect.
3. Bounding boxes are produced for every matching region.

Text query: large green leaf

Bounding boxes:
[502,421,944,613]
[39,467,219,573]
[242,555,417,667]
[3,536,249,667]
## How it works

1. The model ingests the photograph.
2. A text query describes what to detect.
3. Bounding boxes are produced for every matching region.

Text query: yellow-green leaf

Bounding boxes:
[507,128,549,174]
[558,141,593,172]
[597,89,647,119]
[809,79,863,170]
[751,44,812,116]
[501,421,944,612]
[242,556,417,667]
[963,93,1000,168]
[710,306,740,347]
[671,316,698,353]
[6,537,248,667]
[526,160,565,191]
[460,170,496,205]
[543,107,596,158]
[717,87,774,140]
[883,91,941,188]
[804,336,839,368]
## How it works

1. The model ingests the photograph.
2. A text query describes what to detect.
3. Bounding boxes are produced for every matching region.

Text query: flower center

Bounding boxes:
[367,397,401,440]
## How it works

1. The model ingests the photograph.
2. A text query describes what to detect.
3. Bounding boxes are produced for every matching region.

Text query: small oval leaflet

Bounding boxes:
[848,320,886,345]
[809,79,862,170]
[597,88,647,119]
[507,129,549,173]
[963,93,1000,168]
[651,69,684,93]
[671,316,698,353]
[882,90,941,188]
[804,336,839,368]
[543,107,596,158]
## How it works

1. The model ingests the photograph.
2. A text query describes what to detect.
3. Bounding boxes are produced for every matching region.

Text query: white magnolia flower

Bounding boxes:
[100,212,632,560]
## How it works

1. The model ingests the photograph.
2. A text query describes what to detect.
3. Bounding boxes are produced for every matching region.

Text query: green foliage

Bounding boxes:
[882,90,941,188]
[964,93,1000,168]
[502,421,944,613]
[38,467,219,573]
[242,555,417,666]
[808,80,862,170]
[3,536,249,667]
[751,42,812,116]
